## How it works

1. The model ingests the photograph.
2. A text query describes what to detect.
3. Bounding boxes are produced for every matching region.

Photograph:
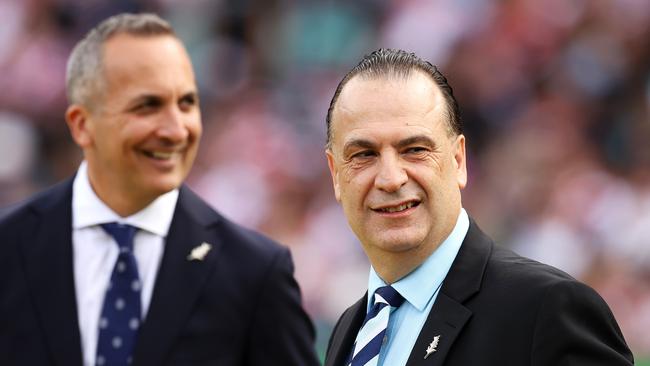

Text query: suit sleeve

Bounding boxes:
[245,247,321,366]
[531,280,634,365]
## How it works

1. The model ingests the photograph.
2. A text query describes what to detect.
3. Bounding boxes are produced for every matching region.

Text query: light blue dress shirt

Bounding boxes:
[366,208,469,366]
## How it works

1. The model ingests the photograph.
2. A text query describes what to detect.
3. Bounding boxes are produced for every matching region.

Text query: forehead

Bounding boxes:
[100,34,196,93]
[331,71,448,145]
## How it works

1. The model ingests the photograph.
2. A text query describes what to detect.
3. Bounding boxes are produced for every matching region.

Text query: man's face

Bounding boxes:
[68,34,201,214]
[326,71,467,264]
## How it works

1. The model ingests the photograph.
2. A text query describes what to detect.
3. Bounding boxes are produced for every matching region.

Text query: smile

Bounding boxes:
[373,200,420,213]
[142,150,176,160]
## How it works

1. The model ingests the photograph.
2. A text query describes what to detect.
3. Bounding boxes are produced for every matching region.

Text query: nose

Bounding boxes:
[157,107,189,143]
[374,153,408,193]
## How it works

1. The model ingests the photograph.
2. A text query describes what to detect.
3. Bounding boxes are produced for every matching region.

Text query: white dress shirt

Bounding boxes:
[71,161,178,366]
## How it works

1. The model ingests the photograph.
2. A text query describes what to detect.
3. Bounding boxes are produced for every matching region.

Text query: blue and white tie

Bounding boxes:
[96,223,141,366]
[349,285,405,366]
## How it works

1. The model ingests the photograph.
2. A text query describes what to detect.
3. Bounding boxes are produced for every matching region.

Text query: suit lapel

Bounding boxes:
[20,181,83,366]
[324,295,367,366]
[133,186,222,365]
[405,294,471,365]
[406,221,493,365]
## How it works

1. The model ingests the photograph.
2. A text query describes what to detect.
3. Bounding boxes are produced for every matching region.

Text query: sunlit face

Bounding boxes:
[326,71,467,265]
[67,34,201,215]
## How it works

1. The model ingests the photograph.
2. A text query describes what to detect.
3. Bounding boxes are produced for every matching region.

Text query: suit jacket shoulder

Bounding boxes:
[0,178,73,229]
[178,186,289,261]
[417,220,634,365]
[473,241,634,365]
[0,179,82,366]
[133,185,320,365]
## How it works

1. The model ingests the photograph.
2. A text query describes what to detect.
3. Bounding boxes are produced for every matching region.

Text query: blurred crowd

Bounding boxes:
[1,0,648,360]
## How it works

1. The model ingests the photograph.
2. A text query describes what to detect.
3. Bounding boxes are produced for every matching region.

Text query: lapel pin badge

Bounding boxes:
[187,242,212,261]
[424,335,440,359]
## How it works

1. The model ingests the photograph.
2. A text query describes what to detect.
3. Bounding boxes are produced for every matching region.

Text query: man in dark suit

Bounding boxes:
[323,48,633,366]
[0,13,319,366]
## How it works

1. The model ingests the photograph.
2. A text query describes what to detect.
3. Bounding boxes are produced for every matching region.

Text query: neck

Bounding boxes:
[99,192,153,217]
[87,173,154,218]
[368,244,435,284]
[367,208,462,284]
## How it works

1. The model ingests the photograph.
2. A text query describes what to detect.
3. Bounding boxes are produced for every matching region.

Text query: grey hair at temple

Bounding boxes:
[65,13,175,108]
[325,48,462,149]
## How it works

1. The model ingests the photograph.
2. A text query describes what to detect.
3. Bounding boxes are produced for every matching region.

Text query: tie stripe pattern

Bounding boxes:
[97,223,141,366]
[349,286,405,366]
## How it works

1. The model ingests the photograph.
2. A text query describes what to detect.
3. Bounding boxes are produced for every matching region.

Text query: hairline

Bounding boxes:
[65,13,176,110]
[326,67,457,151]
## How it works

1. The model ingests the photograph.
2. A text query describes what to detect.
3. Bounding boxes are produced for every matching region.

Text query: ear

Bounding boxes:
[326,149,341,202]
[65,104,94,148]
[453,134,467,189]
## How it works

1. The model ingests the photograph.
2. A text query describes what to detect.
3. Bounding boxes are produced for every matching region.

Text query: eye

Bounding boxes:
[131,97,162,113]
[350,150,376,160]
[404,146,428,154]
[178,94,197,111]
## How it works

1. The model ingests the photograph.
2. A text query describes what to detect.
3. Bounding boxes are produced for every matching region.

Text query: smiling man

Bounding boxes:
[0,13,319,366]
[323,49,633,366]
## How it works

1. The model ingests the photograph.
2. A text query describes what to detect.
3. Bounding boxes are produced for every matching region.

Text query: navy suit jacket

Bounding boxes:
[0,179,320,366]
[324,220,634,366]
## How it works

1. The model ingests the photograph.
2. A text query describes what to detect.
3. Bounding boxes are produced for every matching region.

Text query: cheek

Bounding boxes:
[125,120,160,143]
[409,165,449,197]
[340,169,374,201]
[340,162,376,186]
[421,153,445,174]
[424,154,454,180]
[187,117,202,140]
[92,124,121,154]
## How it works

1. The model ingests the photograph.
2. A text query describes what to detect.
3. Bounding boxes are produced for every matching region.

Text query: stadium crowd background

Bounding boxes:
[1,0,648,362]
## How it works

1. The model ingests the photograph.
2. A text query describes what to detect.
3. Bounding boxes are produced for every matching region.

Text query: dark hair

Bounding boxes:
[325,48,462,148]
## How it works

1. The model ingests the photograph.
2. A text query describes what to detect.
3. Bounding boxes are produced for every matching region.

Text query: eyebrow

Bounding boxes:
[395,135,437,149]
[126,90,198,107]
[342,134,437,153]
[342,139,376,155]
[128,94,162,105]
[180,90,198,99]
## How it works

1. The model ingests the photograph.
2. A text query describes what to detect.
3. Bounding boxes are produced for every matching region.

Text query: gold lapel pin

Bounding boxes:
[187,242,212,261]
[424,335,440,359]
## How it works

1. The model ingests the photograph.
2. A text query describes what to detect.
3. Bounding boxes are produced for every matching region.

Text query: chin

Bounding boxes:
[141,175,184,196]
[372,234,426,254]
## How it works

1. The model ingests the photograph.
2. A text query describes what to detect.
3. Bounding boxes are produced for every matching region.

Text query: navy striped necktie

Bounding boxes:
[349,285,405,366]
[96,223,141,366]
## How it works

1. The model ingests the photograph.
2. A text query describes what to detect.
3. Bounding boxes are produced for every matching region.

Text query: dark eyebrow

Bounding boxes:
[125,94,163,111]
[180,91,198,100]
[130,94,162,105]
[396,135,436,149]
[342,139,376,154]
[342,135,437,155]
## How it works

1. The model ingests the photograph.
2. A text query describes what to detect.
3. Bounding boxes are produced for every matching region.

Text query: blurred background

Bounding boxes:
[1,0,648,362]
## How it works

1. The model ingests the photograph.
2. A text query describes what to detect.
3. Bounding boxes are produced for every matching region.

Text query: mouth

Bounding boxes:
[141,149,179,161]
[372,200,421,214]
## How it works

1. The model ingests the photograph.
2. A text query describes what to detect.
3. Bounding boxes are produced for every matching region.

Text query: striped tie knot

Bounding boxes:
[374,285,404,308]
[349,286,405,366]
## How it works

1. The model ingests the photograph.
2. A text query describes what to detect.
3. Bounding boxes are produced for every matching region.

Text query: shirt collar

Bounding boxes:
[367,208,470,311]
[72,161,179,237]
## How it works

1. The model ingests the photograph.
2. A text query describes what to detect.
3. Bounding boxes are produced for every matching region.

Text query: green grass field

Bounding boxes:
[635,356,650,366]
